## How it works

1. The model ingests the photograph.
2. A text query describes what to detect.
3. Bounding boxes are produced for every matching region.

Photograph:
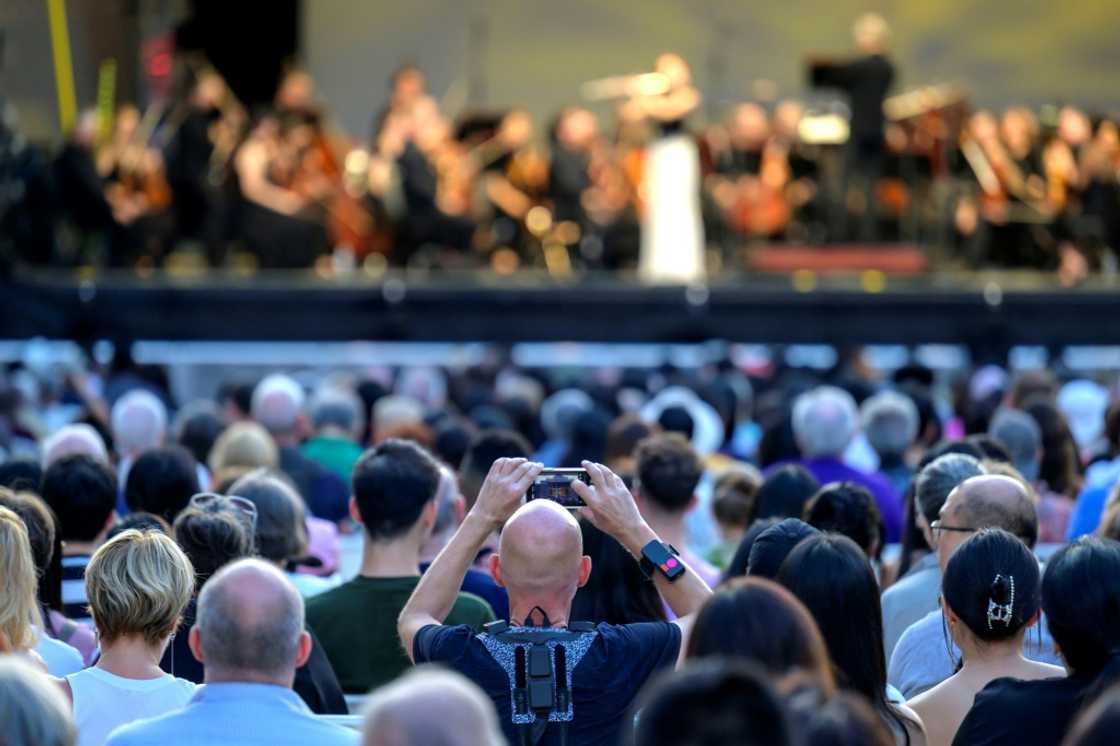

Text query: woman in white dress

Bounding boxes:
[628,53,706,285]
[60,529,197,746]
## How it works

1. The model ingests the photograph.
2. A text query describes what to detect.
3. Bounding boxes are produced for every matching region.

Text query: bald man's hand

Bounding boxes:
[572,461,654,554]
[472,458,544,531]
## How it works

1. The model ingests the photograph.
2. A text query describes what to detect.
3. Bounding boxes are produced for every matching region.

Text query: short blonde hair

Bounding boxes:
[0,657,75,746]
[0,506,42,651]
[208,422,279,474]
[85,529,195,647]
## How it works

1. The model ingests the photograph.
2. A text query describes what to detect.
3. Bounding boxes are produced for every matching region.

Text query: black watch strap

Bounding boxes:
[639,540,686,582]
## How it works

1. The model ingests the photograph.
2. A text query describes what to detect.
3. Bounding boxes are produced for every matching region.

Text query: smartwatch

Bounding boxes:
[639,540,686,582]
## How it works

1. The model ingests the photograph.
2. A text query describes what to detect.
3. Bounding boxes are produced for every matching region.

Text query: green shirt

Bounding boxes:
[306,575,494,693]
[301,436,364,482]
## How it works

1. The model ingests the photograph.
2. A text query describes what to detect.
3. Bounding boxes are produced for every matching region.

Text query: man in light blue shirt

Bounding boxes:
[106,559,356,746]
[886,474,1061,699]
[881,453,985,660]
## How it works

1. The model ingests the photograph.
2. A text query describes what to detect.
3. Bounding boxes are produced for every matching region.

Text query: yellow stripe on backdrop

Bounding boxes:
[46,0,77,133]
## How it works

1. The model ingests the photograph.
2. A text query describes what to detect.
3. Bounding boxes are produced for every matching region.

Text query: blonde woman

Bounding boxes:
[0,505,46,670]
[207,421,279,489]
[60,530,197,746]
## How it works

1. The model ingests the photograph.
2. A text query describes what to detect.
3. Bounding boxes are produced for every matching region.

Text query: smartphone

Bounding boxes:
[527,468,589,508]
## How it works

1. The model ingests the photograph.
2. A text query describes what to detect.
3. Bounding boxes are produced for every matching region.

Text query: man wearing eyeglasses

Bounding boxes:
[888,474,1063,698]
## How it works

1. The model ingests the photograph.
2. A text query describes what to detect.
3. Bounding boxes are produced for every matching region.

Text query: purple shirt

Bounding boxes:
[783,457,904,543]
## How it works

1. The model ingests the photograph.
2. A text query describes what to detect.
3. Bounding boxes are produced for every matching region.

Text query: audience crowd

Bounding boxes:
[3,347,1120,745]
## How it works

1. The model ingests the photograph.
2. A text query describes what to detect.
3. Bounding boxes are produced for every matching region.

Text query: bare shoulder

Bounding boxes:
[894,704,929,746]
[1024,660,1068,680]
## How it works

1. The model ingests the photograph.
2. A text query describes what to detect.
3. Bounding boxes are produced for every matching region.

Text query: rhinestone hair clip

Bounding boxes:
[986,573,1015,630]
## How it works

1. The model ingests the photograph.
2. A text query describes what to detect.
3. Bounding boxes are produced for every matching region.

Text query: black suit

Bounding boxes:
[812,54,895,241]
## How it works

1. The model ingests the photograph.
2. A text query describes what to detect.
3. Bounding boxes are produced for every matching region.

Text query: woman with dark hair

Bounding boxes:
[908,529,1063,746]
[778,534,926,746]
[559,409,610,469]
[1022,396,1082,498]
[954,537,1120,745]
[686,577,835,695]
[803,481,883,558]
[750,464,820,523]
[571,520,665,625]
[723,517,781,580]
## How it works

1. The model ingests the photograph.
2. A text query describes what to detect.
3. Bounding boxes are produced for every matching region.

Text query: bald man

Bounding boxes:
[888,474,1062,699]
[400,458,713,746]
[362,668,504,746]
[106,560,357,746]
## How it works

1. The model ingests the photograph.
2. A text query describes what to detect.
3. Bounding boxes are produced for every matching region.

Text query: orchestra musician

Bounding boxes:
[164,66,244,266]
[622,53,706,284]
[233,113,329,269]
[809,13,895,241]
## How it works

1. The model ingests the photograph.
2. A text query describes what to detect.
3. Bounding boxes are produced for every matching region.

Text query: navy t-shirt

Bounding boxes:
[414,621,681,746]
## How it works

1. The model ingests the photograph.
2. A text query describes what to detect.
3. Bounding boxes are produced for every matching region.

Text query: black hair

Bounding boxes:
[750,464,819,523]
[173,502,255,588]
[1042,537,1120,679]
[458,429,532,508]
[757,415,801,469]
[352,439,441,540]
[803,482,882,557]
[217,382,254,419]
[796,691,894,746]
[106,511,170,540]
[687,577,834,693]
[227,470,308,564]
[124,446,200,524]
[899,382,941,447]
[175,408,224,467]
[747,518,821,580]
[777,534,910,737]
[559,408,610,468]
[0,459,42,492]
[571,520,665,625]
[629,660,793,746]
[724,518,781,580]
[657,405,695,441]
[1022,395,1082,497]
[965,434,1012,463]
[635,433,703,513]
[942,528,1040,643]
[40,454,117,542]
[433,418,476,470]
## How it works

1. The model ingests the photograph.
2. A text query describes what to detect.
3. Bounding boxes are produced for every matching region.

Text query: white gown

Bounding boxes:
[639,131,706,284]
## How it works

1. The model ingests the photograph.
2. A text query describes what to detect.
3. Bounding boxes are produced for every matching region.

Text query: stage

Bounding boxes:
[4,267,1118,361]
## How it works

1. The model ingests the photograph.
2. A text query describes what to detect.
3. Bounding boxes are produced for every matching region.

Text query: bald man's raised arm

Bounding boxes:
[399,510,493,659]
[573,462,713,629]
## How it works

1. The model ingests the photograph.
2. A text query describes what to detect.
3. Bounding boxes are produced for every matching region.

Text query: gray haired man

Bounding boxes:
[106,560,357,746]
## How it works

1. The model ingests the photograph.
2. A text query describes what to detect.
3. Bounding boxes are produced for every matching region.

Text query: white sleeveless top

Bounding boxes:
[66,667,196,746]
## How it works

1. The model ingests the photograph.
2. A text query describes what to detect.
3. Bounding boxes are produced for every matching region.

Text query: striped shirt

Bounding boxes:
[61,554,92,624]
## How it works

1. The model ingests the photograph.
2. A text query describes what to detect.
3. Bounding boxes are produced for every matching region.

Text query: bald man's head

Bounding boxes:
[194,559,308,682]
[494,501,590,604]
[363,668,504,746]
[937,474,1039,569]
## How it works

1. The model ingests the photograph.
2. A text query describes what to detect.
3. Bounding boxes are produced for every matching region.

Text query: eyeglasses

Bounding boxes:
[189,492,259,529]
[930,520,976,539]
